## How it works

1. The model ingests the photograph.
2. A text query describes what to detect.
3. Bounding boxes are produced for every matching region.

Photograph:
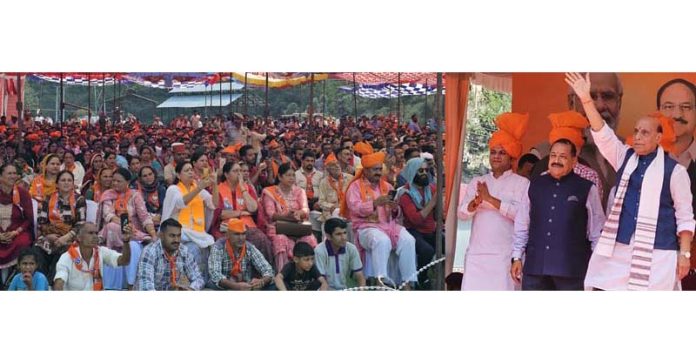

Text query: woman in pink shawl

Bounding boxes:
[259,162,317,272]
[98,167,157,289]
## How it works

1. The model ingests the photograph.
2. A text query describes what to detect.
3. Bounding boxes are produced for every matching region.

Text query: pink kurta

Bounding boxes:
[261,185,317,271]
[98,189,154,249]
[345,179,402,253]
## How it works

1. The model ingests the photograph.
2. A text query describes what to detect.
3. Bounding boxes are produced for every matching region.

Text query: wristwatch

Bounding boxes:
[511,257,521,263]
[680,251,691,259]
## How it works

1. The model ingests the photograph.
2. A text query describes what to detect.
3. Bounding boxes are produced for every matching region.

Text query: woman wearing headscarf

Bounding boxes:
[84,167,113,202]
[135,166,166,228]
[34,170,86,285]
[81,153,105,193]
[29,154,61,203]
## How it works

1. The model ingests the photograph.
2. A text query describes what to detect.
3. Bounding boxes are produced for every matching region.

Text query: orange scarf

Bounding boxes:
[270,155,290,178]
[177,182,205,232]
[48,192,76,225]
[67,243,103,291]
[303,171,316,200]
[30,175,56,203]
[10,185,21,207]
[219,182,256,228]
[266,185,289,212]
[225,239,246,280]
[327,174,346,207]
[340,172,389,218]
[114,189,132,216]
[164,250,178,287]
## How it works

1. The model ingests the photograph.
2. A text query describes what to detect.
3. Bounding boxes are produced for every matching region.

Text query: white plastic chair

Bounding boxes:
[32,199,38,237]
[86,200,98,223]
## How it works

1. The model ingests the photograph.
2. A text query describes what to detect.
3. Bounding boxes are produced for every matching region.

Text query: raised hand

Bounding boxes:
[564,72,592,101]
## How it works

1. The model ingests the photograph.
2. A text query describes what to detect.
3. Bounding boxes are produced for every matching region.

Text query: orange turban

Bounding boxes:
[222,143,242,154]
[50,131,62,138]
[268,140,280,149]
[488,112,529,159]
[361,151,386,168]
[324,152,338,165]
[625,112,677,153]
[26,133,40,142]
[354,142,374,156]
[226,218,247,233]
[547,111,589,151]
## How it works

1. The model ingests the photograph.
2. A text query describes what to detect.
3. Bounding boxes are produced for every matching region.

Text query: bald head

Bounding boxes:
[568,72,623,131]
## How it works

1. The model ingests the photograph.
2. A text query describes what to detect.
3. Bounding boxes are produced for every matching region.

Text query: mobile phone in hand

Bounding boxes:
[120,213,130,233]
[388,190,397,201]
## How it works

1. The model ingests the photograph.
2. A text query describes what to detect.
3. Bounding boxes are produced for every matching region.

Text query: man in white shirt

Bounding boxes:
[458,112,530,290]
[295,150,323,236]
[54,223,131,291]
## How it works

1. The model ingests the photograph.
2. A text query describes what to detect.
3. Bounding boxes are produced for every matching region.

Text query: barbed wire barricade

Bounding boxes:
[342,257,445,291]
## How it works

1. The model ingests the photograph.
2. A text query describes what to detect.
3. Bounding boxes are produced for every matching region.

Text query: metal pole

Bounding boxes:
[434,72,444,291]
[16,74,23,130]
[229,73,233,112]
[219,73,223,113]
[352,72,358,121]
[55,84,59,122]
[244,72,248,115]
[308,73,314,124]
[397,72,401,124]
[264,72,269,118]
[60,73,64,125]
[88,75,92,127]
[322,79,326,116]
[424,80,429,123]
[102,73,106,113]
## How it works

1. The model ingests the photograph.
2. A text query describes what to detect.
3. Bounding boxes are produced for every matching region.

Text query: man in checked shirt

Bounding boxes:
[135,218,205,291]
[207,218,275,290]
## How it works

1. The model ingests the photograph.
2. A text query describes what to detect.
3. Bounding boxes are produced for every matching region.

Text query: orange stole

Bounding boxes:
[177,182,206,232]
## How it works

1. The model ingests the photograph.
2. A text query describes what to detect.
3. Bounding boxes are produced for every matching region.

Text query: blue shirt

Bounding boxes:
[8,272,49,291]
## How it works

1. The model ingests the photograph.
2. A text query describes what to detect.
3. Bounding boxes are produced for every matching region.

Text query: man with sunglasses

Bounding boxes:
[397,157,438,289]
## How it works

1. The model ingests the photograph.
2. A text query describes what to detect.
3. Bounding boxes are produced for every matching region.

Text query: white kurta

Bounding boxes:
[457,170,529,290]
[161,185,216,248]
[583,124,695,290]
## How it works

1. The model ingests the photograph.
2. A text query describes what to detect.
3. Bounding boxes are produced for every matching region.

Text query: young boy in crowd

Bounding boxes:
[314,218,366,290]
[8,249,49,291]
[275,242,328,291]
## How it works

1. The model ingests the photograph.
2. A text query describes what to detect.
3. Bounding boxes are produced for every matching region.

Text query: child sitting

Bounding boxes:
[275,242,328,291]
[8,249,49,291]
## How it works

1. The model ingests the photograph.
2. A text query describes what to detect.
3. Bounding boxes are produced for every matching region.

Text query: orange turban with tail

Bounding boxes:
[488,112,529,159]
[547,111,589,151]
[625,112,677,153]
[354,142,374,156]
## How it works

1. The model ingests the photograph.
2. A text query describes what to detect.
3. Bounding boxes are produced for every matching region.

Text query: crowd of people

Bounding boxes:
[457,73,696,291]
[0,110,443,291]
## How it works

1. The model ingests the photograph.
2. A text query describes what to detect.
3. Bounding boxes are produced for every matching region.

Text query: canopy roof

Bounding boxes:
[157,94,242,108]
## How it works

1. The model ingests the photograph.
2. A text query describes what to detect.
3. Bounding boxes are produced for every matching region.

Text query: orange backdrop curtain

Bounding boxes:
[444,73,470,275]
